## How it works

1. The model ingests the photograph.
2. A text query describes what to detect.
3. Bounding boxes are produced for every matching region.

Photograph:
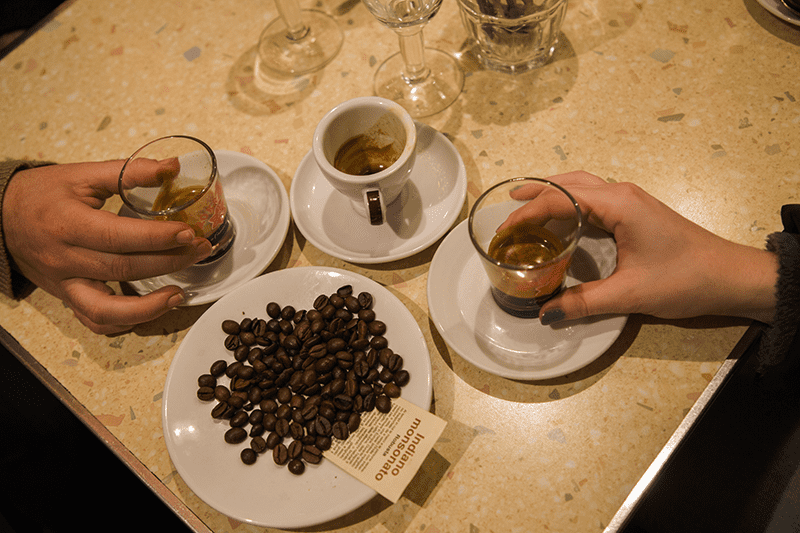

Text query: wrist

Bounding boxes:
[714,243,778,323]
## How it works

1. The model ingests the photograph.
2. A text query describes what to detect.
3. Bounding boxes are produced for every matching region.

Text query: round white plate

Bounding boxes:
[755,0,800,25]
[290,122,467,264]
[162,267,432,528]
[427,220,627,381]
[125,150,291,305]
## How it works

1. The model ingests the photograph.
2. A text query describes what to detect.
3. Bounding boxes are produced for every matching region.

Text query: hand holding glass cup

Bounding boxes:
[469,177,582,318]
[118,136,235,265]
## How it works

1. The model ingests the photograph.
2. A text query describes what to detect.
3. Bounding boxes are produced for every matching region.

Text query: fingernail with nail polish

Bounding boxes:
[540,308,565,326]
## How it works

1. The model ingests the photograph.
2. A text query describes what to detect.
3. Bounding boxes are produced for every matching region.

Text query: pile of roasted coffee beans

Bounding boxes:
[196,285,410,475]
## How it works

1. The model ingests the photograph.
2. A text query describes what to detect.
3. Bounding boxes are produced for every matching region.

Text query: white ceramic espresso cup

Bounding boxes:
[312,96,417,225]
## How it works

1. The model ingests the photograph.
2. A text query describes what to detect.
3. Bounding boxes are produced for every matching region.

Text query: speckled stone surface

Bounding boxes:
[1,0,797,531]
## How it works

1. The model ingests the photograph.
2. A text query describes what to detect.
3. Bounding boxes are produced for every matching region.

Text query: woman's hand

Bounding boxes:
[502,171,778,325]
[2,160,213,334]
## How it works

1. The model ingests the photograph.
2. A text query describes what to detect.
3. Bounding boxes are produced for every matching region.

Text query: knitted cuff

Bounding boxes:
[757,206,800,371]
[0,159,55,299]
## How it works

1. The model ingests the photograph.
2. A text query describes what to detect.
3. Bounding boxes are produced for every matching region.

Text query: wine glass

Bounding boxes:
[257,0,344,76]
[361,0,464,118]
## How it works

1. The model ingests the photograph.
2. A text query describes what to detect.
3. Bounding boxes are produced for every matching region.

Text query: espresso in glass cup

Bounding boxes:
[118,135,235,264]
[469,177,582,318]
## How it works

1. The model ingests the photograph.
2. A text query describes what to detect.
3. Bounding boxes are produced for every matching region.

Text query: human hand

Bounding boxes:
[2,160,213,334]
[500,171,778,325]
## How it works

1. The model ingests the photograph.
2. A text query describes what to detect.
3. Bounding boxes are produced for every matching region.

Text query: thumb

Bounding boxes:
[538,278,627,325]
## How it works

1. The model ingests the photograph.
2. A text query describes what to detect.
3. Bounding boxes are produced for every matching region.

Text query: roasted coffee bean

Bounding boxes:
[241,448,257,465]
[277,387,292,404]
[344,296,361,313]
[333,394,353,411]
[315,435,332,451]
[394,369,410,387]
[344,379,358,397]
[210,359,228,377]
[211,402,229,419]
[233,345,249,362]
[375,395,391,413]
[266,302,281,318]
[276,404,292,420]
[302,445,322,464]
[362,393,375,412]
[337,285,353,297]
[357,292,373,309]
[318,404,336,421]
[379,368,394,383]
[230,411,249,428]
[224,427,247,444]
[359,309,376,323]
[197,386,214,401]
[368,320,386,336]
[288,458,305,475]
[370,336,388,350]
[227,395,245,409]
[266,431,282,449]
[222,319,240,335]
[332,421,349,440]
[329,294,345,309]
[252,319,268,337]
[289,421,305,440]
[383,382,401,398]
[288,439,304,459]
[260,398,278,413]
[273,443,289,465]
[248,410,264,425]
[275,418,290,437]
[387,354,404,372]
[198,374,216,388]
[314,416,332,436]
[224,334,240,351]
[251,436,267,454]
[240,318,253,332]
[225,361,242,378]
[348,412,362,432]
[239,331,256,346]
[249,424,265,437]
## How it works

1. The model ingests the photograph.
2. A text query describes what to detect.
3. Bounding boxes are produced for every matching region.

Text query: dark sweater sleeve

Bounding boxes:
[0,159,55,299]
[757,205,800,371]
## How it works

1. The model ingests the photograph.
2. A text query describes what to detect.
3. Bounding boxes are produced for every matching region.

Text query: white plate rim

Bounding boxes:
[755,0,800,25]
[162,266,433,528]
[289,122,467,264]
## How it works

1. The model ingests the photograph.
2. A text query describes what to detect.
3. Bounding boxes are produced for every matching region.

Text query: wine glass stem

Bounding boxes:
[275,0,310,41]
[396,28,431,84]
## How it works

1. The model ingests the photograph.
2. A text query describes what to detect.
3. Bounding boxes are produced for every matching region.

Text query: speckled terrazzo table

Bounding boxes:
[1,0,798,531]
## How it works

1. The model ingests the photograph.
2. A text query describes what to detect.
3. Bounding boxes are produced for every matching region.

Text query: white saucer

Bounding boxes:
[290,122,467,263]
[125,150,291,306]
[427,219,628,381]
[756,0,800,25]
[162,267,432,528]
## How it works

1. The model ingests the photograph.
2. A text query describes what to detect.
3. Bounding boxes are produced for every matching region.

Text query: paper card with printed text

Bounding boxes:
[324,397,446,502]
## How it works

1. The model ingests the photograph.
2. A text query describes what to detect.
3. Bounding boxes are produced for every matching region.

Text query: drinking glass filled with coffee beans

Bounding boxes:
[469,177,583,318]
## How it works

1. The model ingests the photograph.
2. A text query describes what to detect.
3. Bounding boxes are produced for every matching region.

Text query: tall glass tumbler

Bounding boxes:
[469,177,582,317]
[118,136,235,265]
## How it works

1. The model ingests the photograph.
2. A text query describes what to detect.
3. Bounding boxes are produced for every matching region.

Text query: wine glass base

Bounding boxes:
[257,10,343,76]
[374,48,464,118]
